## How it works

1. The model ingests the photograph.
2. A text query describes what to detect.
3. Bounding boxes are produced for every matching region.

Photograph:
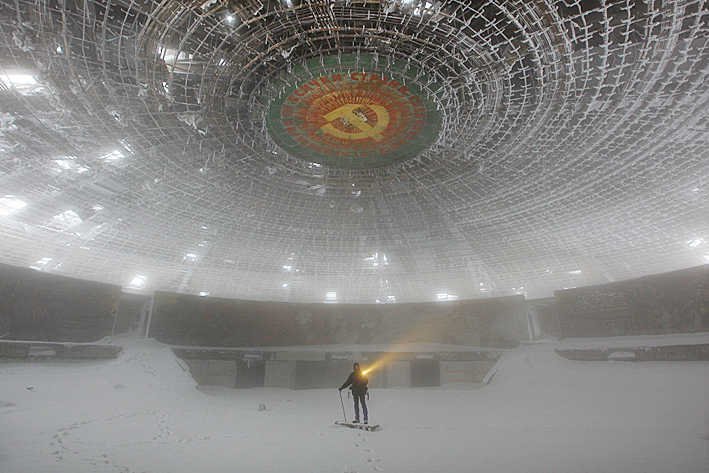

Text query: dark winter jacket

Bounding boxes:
[340,371,368,395]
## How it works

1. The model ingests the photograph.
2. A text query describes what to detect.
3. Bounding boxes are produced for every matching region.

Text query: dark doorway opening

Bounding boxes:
[236,360,265,388]
[411,359,440,387]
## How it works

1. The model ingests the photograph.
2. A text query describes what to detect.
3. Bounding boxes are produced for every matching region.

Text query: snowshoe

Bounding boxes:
[335,421,381,432]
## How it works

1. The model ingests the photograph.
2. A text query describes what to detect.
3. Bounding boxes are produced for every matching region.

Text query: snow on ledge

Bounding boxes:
[558,332,709,350]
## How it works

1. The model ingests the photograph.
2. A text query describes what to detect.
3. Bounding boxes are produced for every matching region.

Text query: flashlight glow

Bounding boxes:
[355,303,461,378]
[361,352,398,377]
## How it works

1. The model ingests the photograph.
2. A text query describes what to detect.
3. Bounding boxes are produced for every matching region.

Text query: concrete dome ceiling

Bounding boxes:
[0,0,707,303]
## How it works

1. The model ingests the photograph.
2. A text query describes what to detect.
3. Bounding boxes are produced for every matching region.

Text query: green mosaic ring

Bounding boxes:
[267,54,442,169]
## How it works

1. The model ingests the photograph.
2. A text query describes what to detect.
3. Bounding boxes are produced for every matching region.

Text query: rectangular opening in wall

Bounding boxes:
[410,359,440,387]
[236,360,266,388]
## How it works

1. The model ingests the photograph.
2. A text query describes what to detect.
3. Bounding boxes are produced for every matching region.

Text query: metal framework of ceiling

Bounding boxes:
[0,0,707,303]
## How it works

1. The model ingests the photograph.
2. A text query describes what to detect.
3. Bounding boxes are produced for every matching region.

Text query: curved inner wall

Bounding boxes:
[148,291,527,348]
[1,262,706,346]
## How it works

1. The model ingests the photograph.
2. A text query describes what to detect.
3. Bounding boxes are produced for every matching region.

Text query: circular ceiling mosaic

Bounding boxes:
[267,55,441,168]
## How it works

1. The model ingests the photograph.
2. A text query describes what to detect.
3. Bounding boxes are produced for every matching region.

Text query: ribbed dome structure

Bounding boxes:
[0,0,707,302]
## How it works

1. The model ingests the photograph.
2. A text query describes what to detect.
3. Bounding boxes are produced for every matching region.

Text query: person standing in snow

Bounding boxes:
[339,362,369,424]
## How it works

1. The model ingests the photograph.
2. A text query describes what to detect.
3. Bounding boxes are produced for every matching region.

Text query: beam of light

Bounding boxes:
[360,303,463,377]
[362,354,395,376]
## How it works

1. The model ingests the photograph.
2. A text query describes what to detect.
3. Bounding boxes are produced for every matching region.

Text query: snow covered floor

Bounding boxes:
[1,338,708,473]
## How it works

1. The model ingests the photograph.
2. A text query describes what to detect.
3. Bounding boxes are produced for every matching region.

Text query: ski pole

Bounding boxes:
[339,390,347,423]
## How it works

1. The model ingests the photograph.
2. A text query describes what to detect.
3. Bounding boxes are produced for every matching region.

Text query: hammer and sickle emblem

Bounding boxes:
[320,104,390,141]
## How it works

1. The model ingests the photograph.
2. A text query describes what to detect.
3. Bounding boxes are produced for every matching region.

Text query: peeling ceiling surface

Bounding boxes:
[0,0,707,303]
